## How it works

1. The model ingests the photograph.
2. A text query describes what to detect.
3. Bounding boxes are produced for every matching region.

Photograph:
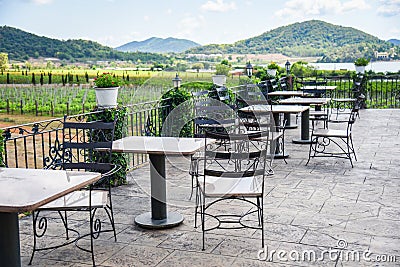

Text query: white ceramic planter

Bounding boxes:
[212,75,226,86]
[267,69,277,76]
[94,87,119,108]
[355,65,365,74]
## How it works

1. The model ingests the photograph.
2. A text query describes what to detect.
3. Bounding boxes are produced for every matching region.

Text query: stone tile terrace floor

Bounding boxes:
[19,109,400,267]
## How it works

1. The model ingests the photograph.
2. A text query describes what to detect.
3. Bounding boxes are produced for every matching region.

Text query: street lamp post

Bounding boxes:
[246,61,253,78]
[285,60,292,90]
[285,60,291,76]
[172,73,182,88]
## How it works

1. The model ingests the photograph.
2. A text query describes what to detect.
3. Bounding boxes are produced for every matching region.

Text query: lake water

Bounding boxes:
[309,61,400,73]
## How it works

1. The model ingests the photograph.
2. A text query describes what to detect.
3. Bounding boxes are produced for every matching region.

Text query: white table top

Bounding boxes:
[240,104,309,114]
[267,91,307,97]
[300,86,337,90]
[279,97,331,105]
[0,168,101,213]
[112,136,205,155]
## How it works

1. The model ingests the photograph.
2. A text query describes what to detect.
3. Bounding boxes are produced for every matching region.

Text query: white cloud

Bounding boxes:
[201,0,237,12]
[377,0,400,17]
[275,0,370,18]
[31,0,53,4]
[389,27,400,35]
[143,15,150,22]
[177,15,205,39]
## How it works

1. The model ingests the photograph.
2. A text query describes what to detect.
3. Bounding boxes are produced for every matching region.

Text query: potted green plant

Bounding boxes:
[267,62,279,76]
[93,73,123,108]
[354,58,370,74]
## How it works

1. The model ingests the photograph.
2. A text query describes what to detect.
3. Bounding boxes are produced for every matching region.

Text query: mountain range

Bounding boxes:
[0,20,399,63]
[187,20,398,62]
[0,25,169,63]
[388,39,400,46]
[115,37,200,53]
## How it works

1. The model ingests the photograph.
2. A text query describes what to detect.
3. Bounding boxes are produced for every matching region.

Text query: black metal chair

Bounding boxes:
[306,108,358,167]
[189,92,236,199]
[278,77,288,91]
[195,130,271,250]
[238,102,287,164]
[29,115,119,266]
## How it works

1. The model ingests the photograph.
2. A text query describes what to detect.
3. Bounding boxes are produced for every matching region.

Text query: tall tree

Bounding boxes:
[0,53,8,71]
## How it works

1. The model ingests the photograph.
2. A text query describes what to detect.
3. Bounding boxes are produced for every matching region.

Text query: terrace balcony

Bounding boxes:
[1,74,399,266]
[8,108,400,266]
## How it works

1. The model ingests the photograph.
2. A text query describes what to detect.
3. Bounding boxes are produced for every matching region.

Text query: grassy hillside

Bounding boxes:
[187,20,396,62]
[0,26,170,63]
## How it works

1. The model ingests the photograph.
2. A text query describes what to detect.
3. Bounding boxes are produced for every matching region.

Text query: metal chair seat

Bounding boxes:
[39,190,109,211]
[197,176,262,198]
[312,128,348,138]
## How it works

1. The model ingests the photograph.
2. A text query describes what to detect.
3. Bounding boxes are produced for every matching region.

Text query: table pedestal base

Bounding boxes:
[135,211,184,229]
[272,153,289,159]
[292,138,314,144]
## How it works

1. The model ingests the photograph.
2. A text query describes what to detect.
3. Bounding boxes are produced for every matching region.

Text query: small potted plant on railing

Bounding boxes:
[354,58,370,74]
[93,73,123,108]
[267,62,279,76]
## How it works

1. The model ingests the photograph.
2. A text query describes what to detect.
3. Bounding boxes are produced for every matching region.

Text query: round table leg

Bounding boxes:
[0,212,21,267]
[134,154,184,229]
[292,108,313,144]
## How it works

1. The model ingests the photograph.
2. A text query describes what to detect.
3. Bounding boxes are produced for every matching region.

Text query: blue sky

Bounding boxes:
[0,0,399,48]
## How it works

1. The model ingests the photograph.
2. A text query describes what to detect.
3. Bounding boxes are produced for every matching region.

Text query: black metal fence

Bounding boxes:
[1,74,400,170]
[1,99,169,170]
[294,74,400,108]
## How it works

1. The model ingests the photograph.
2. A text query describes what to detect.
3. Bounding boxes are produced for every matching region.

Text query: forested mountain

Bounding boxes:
[388,39,400,46]
[116,37,200,53]
[0,26,170,63]
[187,20,396,62]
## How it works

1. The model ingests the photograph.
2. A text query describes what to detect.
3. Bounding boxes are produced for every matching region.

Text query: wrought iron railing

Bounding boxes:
[1,99,169,170]
[294,75,400,108]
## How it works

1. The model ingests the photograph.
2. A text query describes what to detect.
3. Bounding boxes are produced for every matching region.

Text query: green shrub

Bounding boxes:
[354,57,370,66]
[87,107,128,186]
[160,87,192,137]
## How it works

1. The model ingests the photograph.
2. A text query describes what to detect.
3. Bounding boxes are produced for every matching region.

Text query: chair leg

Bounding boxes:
[259,196,264,248]
[194,184,199,228]
[201,196,206,251]
[89,209,96,267]
[189,173,195,200]
[282,136,287,164]
[256,197,261,226]
[350,135,357,161]
[346,137,354,168]
[306,136,314,166]
[106,189,117,241]
[29,211,39,265]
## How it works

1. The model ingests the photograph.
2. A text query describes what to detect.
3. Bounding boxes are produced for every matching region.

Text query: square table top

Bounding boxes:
[0,168,101,213]
[279,97,331,105]
[112,136,205,155]
[267,91,307,97]
[240,104,309,114]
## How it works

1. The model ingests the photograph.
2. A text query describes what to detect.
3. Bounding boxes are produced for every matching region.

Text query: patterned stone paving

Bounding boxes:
[19,109,400,266]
